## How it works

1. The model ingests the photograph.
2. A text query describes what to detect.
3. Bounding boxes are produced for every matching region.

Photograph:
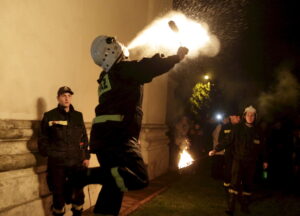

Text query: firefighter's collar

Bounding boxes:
[57,104,74,114]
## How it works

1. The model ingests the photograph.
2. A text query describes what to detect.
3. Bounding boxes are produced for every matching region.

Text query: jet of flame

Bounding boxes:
[128,11,220,59]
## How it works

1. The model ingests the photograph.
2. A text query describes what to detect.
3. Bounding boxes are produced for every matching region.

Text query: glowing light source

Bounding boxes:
[215,113,223,121]
[128,11,220,59]
[204,75,210,80]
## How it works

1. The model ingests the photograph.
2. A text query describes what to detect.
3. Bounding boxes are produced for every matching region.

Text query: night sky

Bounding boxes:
[172,0,300,119]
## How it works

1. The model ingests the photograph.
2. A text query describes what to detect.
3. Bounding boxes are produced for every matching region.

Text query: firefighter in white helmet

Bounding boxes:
[77,35,188,216]
[209,105,268,215]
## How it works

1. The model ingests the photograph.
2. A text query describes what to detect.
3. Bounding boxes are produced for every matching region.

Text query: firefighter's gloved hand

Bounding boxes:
[177,46,189,60]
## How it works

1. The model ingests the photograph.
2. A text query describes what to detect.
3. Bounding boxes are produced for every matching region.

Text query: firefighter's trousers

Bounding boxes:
[84,138,149,215]
[224,152,233,186]
[47,164,85,211]
[230,158,256,195]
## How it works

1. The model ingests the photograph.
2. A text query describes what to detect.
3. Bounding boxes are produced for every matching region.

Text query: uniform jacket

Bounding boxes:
[90,53,181,152]
[215,122,266,162]
[218,122,235,156]
[38,104,90,166]
[212,123,225,155]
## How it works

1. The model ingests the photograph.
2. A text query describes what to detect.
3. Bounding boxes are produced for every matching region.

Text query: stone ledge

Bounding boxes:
[0,197,51,216]
[0,141,30,155]
[0,120,35,130]
[0,153,46,172]
[0,128,34,140]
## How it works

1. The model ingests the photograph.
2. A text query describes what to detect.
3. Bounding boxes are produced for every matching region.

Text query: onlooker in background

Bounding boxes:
[220,112,241,190]
[38,86,90,216]
[211,117,228,180]
[209,105,268,215]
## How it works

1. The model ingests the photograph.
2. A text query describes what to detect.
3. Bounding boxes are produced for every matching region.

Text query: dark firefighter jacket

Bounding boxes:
[90,53,181,152]
[215,123,266,162]
[218,122,234,156]
[38,104,90,166]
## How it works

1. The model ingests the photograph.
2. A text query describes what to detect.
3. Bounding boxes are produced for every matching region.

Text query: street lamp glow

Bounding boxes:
[204,75,209,80]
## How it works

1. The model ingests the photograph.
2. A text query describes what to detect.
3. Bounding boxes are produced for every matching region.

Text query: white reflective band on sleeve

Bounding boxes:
[92,115,124,124]
[228,188,239,195]
[223,182,230,187]
[242,191,252,196]
[49,120,68,126]
[111,167,128,192]
[253,139,260,144]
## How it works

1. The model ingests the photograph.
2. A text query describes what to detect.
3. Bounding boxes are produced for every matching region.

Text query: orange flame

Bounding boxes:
[178,147,194,169]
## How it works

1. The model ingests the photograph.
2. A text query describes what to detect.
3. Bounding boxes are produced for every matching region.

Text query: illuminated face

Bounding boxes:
[57,93,72,108]
[230,115,240,124]
[245,112,255,124]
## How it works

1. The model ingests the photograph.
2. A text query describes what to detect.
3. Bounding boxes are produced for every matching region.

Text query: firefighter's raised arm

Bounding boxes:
[116,46,189,84]
[90,35,189,83]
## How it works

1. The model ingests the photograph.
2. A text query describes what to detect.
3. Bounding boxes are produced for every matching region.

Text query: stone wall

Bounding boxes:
[140,124,170,180]
[0,120,170,216]
[0,120,101,216]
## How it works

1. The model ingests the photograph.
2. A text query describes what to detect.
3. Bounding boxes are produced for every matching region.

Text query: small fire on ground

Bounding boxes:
[178,142,194,169]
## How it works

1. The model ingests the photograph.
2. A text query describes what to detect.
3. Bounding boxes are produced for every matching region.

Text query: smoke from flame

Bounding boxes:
[258,67,300,121]
[127,11,220,59]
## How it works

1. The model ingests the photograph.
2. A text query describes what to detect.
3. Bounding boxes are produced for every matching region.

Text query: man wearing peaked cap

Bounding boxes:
[57,86,74,96]
[38,86,89,216]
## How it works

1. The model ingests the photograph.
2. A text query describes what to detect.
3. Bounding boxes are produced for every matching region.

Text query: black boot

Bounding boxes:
[52,207,65,216]
[52,213,64,216]
[71,207,83,216]
[225,193,236,216]
[241,195,251,214]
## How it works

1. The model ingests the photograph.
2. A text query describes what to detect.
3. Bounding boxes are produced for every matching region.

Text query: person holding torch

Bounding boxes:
[209,105,268,215]
[74,35,188,216]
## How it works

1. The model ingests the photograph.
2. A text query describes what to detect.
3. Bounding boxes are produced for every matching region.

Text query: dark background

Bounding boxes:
[171,0,300,120]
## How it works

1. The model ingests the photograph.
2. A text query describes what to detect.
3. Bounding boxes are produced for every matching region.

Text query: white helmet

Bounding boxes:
[90,35,129,71]
[244,105,256,114]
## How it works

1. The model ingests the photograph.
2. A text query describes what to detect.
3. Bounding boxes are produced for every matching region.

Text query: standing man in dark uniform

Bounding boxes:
[209,106,268,215]
[38,86,90,216]
[219,111,241,190]
[81,35,188,216]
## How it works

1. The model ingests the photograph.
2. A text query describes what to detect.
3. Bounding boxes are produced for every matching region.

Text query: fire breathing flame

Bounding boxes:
[128,11,220,59]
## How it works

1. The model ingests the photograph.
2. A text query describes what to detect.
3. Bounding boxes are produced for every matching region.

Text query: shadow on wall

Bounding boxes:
[37,97,47,120]
[27,97,51,216]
